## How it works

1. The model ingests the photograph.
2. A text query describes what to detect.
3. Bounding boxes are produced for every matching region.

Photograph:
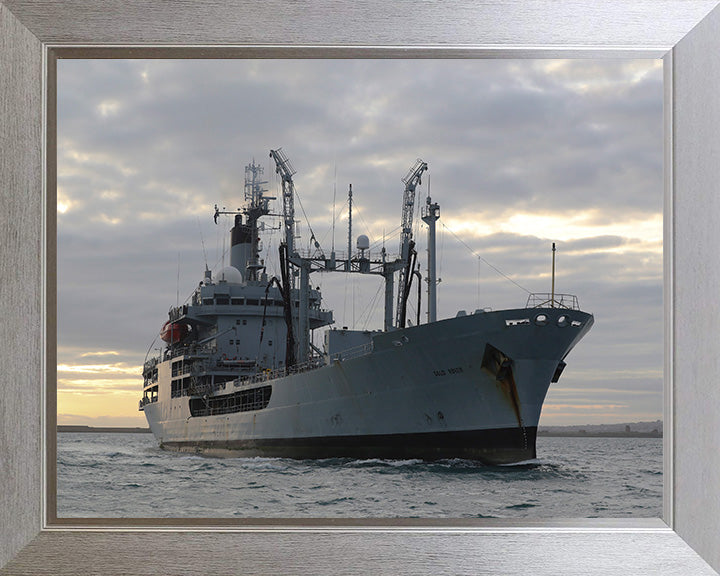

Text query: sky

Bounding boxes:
[57,58,663,428]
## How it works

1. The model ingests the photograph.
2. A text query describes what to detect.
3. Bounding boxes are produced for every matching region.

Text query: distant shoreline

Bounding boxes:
[57,425,662,438]
[538,430,662,438]
[58,425,151,434]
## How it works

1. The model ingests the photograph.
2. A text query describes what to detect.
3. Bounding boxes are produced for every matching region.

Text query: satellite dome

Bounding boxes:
[356,234,370,251]
[216,266,243,284]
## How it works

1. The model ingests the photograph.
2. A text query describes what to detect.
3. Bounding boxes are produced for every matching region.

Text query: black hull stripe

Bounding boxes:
[161,426,538,465]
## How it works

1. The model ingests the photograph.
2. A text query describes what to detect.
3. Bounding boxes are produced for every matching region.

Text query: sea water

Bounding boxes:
[57,433,662,518]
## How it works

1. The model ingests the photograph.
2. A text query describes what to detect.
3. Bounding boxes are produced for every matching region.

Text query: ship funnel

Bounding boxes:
[230,213,253,281]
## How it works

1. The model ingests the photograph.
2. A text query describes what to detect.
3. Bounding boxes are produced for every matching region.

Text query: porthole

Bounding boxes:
[557,315,570,327]
[534,313,549,326]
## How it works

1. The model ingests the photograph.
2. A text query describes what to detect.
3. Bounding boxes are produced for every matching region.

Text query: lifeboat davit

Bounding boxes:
[160,321,189,344]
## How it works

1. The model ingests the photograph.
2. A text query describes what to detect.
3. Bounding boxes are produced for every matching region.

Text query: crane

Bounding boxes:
[269,148,297,257]
[395,158,428,328]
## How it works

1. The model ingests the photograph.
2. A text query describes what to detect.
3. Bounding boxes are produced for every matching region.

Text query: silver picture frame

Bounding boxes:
[2,1,720,574]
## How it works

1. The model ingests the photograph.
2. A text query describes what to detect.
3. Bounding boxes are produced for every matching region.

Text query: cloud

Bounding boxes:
[57,58,663,426]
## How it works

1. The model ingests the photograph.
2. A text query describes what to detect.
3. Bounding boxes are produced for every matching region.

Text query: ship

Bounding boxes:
[139,149,593,465]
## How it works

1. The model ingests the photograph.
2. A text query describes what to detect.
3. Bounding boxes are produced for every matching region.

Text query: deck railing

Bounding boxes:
[235,357,327,387]
[525,292,580,310]
[329,342,374,363]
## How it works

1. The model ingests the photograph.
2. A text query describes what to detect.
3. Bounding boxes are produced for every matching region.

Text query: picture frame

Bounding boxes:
[2,1,720,573]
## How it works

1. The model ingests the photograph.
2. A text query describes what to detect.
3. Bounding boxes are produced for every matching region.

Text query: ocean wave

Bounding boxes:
[345,458,424,468]
[235,457,298,472]
[56,435,662,518]
[498,458,544,467]
[316,496,354,506]
[505,502,538,510]
[57,459,101,469]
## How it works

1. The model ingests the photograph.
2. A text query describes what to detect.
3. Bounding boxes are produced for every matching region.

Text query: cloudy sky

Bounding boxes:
[57,58,663,428]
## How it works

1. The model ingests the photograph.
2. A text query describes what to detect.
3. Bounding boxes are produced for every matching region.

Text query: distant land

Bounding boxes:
[538,420,663,438]
[57,425,151,434]
[58,420,663,438]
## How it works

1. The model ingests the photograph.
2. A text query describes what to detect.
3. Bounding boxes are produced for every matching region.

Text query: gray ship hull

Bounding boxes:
[143,307,592,464]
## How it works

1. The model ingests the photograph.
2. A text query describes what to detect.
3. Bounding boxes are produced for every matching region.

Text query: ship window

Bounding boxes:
[216,296,229,305]
[171,377,191,398]
[247,299,259,306]
[229,339,234,345]
[268,340,273,346]
[275,299,284,307]
[202,298,213,305]
[231,298,244,305]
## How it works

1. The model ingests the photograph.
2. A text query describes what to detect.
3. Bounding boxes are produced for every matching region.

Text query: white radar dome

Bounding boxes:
[216,266,243,284]
[356,234,370,251]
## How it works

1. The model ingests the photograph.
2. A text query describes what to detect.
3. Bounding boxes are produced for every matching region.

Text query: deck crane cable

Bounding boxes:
[440,221,532,295]
[269,148,323,258]
[359,280,386,330]
[353,194,375,246]
[366,225,402,253]
[293,186,324,257]
[315,189,353,257]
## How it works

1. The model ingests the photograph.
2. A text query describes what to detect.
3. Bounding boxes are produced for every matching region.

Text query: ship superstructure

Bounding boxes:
[140,150,593,464]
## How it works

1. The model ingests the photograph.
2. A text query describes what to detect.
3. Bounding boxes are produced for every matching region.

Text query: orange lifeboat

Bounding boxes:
[160,321,189,344]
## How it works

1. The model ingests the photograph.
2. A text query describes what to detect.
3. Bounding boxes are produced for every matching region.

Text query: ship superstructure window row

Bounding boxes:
[198,296,285,308]
[188,385,272,417]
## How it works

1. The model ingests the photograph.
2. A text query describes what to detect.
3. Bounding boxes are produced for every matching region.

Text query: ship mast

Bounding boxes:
[421,195,440,323]
[346,184,352,272]
[243,161,271,281]
[213,160,272,283]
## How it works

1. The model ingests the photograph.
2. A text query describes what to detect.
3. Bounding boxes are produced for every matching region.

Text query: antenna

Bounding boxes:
[346,184,352,272]
[551,242,556,308]
[176,252,180,307]
[332,162,337,253]
[197,216,209,271]
[221,229,226,271]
